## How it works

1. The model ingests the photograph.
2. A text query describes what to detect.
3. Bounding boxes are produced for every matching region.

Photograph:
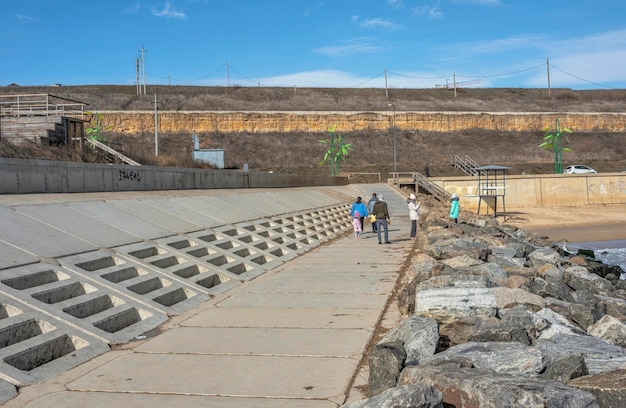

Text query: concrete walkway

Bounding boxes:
[3,184,414,408]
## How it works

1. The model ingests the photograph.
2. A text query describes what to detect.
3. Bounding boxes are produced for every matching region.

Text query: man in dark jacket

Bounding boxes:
[372,194,391,244]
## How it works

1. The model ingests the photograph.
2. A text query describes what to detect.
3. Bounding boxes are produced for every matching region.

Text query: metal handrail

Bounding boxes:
[452,154,481,176]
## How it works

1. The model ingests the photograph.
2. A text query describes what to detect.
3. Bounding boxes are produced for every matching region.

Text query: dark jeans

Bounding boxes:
[359,217,365,231]
[410,219,417,237]
[376,219,389,243]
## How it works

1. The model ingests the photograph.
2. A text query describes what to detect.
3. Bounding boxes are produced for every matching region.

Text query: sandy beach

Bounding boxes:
[503,204,626,243]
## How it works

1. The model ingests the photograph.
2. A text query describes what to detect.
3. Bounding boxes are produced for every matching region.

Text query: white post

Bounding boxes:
[154,93,158,156]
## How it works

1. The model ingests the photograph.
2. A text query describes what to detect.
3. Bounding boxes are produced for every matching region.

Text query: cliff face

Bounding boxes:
[99,111,626,134]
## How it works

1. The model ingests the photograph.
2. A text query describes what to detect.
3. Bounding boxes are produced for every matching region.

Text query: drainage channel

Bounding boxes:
[0,202,352,392]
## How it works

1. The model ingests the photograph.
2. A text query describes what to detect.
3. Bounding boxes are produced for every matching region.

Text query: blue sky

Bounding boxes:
[3,0,626,89]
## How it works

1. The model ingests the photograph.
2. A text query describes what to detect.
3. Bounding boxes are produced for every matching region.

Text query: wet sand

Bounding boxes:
[503,204,626,243]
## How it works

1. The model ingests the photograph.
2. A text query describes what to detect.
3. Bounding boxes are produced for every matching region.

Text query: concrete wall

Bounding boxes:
[0,158,347,194]
[430,173,626,211]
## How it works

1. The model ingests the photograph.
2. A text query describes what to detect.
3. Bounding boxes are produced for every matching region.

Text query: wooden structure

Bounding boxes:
[475,165,510,219]
[0,93,88,146]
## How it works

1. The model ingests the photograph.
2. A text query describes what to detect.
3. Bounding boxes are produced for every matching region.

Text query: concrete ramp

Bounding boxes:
[0,187,353,395]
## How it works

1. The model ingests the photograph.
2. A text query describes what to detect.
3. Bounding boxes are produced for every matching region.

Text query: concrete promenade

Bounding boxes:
[1,184,414,407]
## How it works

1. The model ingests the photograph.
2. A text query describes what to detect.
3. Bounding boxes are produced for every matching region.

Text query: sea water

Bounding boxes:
[564,240,626,279]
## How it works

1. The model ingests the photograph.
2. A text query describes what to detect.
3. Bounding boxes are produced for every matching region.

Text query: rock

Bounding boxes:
[441,254,483,269]
[570,255,589,266]
[410,253,439,280]
[463,262,509,284]
[367,341,406,397]
[343,383,444,408]
[506,274,530,289]
[416,273,495,291]
[536,263,561,279]
[528,247,561,267]
[382,316,439,365]
[399,365,599,408]
[587,315,626,347]
[585,357,626,375]
[492,287,546,309]
[563,266,612,295]
[535,333,624,368]
[420,341,545,375]
[542,354,588,382]
[588,261,625,281]
[525,276,575,303]
[569,369,626,408]
[415,286,497,323]
[533,308,588,338]
[427,237,489,260]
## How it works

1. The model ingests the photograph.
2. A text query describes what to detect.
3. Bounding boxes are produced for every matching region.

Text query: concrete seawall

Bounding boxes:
[430,172,626,210]
[0,158,347,194]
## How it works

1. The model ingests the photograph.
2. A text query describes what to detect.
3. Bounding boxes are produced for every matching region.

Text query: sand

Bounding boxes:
[503,204,626,243]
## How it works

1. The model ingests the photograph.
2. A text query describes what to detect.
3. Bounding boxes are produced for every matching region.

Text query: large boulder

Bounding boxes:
[415,284,497,323]
[492,287,545,309]
[419,341,545,375]
[525,276,575,303]
[343,383,443,408]
[569,369,626,408]
[528,247,561,267]
[367,341,406,397]
[587,315,626,347]
[382,316,439,365]
[563,266,612,295]
[399,365,599,408]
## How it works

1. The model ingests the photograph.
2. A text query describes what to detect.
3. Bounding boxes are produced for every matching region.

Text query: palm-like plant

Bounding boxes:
[539,119,572,174]
[318,125,352,176]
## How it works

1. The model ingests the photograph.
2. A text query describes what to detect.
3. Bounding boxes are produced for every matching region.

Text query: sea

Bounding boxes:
[563,239,626,279]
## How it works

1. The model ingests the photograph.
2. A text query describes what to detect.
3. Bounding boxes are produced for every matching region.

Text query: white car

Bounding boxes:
[563,165,597,174]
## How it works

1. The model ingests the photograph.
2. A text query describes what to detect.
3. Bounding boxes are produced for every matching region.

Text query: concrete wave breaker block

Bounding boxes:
[0,262,168,345]
[0,292,110,386]
[58,250,209,316]
[115,240,244,289]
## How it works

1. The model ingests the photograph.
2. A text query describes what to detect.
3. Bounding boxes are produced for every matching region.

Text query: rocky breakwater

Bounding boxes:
[344,203,626,408]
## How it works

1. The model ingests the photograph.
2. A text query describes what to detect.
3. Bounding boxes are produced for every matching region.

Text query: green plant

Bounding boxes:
[318,125,352,176]
[85,111,112,145]
[539,118,572,174]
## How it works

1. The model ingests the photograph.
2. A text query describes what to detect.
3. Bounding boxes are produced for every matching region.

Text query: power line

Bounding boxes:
[550,64,615,89]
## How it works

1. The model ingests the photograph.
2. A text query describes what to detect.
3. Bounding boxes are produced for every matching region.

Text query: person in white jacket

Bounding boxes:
[407,193,421,238]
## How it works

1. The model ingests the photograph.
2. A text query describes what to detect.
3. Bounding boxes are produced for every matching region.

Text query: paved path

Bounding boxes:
[3,184,414,408]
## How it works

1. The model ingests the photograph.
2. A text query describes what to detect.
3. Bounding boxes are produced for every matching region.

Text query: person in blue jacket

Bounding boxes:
[449,193,460,223]
[350,196,369,232]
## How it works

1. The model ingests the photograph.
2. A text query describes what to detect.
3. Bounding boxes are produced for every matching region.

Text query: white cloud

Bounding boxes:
[125,2,141,13]
[14,14,37,21]
[412,1,443,18]
[387,0,404,9]
[151,2,186,19]
[360,18,403,30]
[450,0,501,5]
[313,38,386,57]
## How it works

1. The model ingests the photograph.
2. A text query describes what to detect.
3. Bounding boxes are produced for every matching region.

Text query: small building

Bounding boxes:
[191,133,224,169]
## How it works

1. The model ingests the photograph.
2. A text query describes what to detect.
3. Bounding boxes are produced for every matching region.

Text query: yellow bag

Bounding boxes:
[370,214,376,223]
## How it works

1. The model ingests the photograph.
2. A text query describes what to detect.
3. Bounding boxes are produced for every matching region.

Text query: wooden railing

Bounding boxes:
[452,154,481,176]
[0,94,88,120]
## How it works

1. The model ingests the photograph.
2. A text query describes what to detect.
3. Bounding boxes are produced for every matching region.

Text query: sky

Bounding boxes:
[3,0,626,89]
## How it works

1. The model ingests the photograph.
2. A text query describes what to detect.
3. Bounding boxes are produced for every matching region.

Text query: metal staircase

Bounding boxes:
[88,139,142,166]
[453,154,481,176]
[414,172,450,202]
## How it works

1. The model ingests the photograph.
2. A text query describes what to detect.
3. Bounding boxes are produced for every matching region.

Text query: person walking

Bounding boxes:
[407,193,421,238]
[372,194,391,244]
[449,193,460,223]
[367,193,378,233]
[424,163,430,177]
[353,210,362,239]
[350,196,368,232]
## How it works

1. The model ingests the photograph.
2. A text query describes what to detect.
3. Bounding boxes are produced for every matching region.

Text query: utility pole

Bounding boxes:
[138,43,148,95]
[135,58,141,95]
[226,60,231,87]
[547,58,552,98]
[384,68,389,98]
[151,93,162,156]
